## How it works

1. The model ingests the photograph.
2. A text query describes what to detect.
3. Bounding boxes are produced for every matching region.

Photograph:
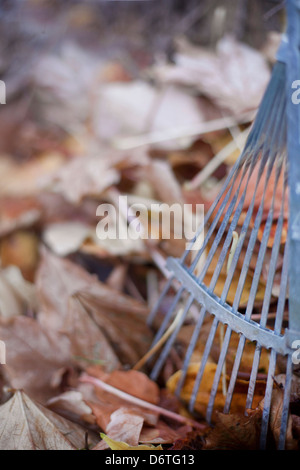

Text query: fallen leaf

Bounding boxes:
[94,82,205,149]
[150,36,270,114]
[203,410,262,450]
[0,265,38,319]
[86,367,160,428]
[36,249,149,335]
[67,290,152,367]
[94,409,144,449]
[43,221,92,256]
[98,433,163,450]
[0,153,65,198]
[139,422,192,445]
[64,295,120,371]
[0,316,72,403]
[169,429,205,450]
[167,362,265,418]
[0,196,41,237]
[47,391,94,424]
[146,159,183,204]
[258,383,298,450]
[87,367,160,405]
[0,390,98,450]
[36,250,152,369]
[47,153,120,204]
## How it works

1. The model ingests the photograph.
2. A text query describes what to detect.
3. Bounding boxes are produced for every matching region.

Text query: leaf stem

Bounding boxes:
[80,373,205,430]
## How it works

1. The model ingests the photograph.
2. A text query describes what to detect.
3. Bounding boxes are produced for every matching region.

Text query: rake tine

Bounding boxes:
[189,317,219,414]
[147,276,175,326]
[260,349,277,449]
[150,293,195,380]
[206,326,232,423]
[278,355,293,450]
[175,305,207,398]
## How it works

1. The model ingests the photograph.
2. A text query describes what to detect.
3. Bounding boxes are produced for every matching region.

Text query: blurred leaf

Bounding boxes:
[0,316,71,403]
[0,265,37,319]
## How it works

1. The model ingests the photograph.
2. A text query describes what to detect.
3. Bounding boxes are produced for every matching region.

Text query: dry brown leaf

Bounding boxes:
[203,410,262,450]
[0,196,41,237]
[0,316,72,403]
[68,291,152,367]
[169,428,205,450]
[258,378,298,450]
[36,248,149,328]
[292,415,300,442]
[64,295,121,371]
[86,368,160,429]
[268,389,297,450]
[139,422,192,445]
[36,248,97,331]
[88,399,122,431]
[87,367,160,405]
[0,390,98,450]
[36,250,152,368]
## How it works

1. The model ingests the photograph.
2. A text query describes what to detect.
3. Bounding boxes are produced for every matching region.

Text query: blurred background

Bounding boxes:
[0,0,285,289]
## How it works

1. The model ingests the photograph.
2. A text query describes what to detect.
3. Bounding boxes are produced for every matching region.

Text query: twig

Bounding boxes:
[113,111,255,150]
[184,126,250,190]
[227,231,239,274]
[133,308,184,371]
[80,374,205,430]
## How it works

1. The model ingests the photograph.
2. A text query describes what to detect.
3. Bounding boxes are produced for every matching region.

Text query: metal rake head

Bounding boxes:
[146,1,300,450]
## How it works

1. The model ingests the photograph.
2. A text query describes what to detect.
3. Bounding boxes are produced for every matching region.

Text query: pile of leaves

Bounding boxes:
[0,0,299,451]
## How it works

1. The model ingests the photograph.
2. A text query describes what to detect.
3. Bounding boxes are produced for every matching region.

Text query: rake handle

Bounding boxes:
[286,0,300,333]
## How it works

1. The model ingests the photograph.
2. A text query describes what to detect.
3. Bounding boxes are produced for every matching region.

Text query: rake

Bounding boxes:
[145,0,300,450]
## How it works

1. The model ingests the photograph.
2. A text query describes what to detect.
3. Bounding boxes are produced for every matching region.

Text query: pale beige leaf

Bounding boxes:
[47,391,94,424]
[0,266,37,319]
[43,221,92,256]
[47,154,120,204]
[0,390,97,450]
[93,408,144,450]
